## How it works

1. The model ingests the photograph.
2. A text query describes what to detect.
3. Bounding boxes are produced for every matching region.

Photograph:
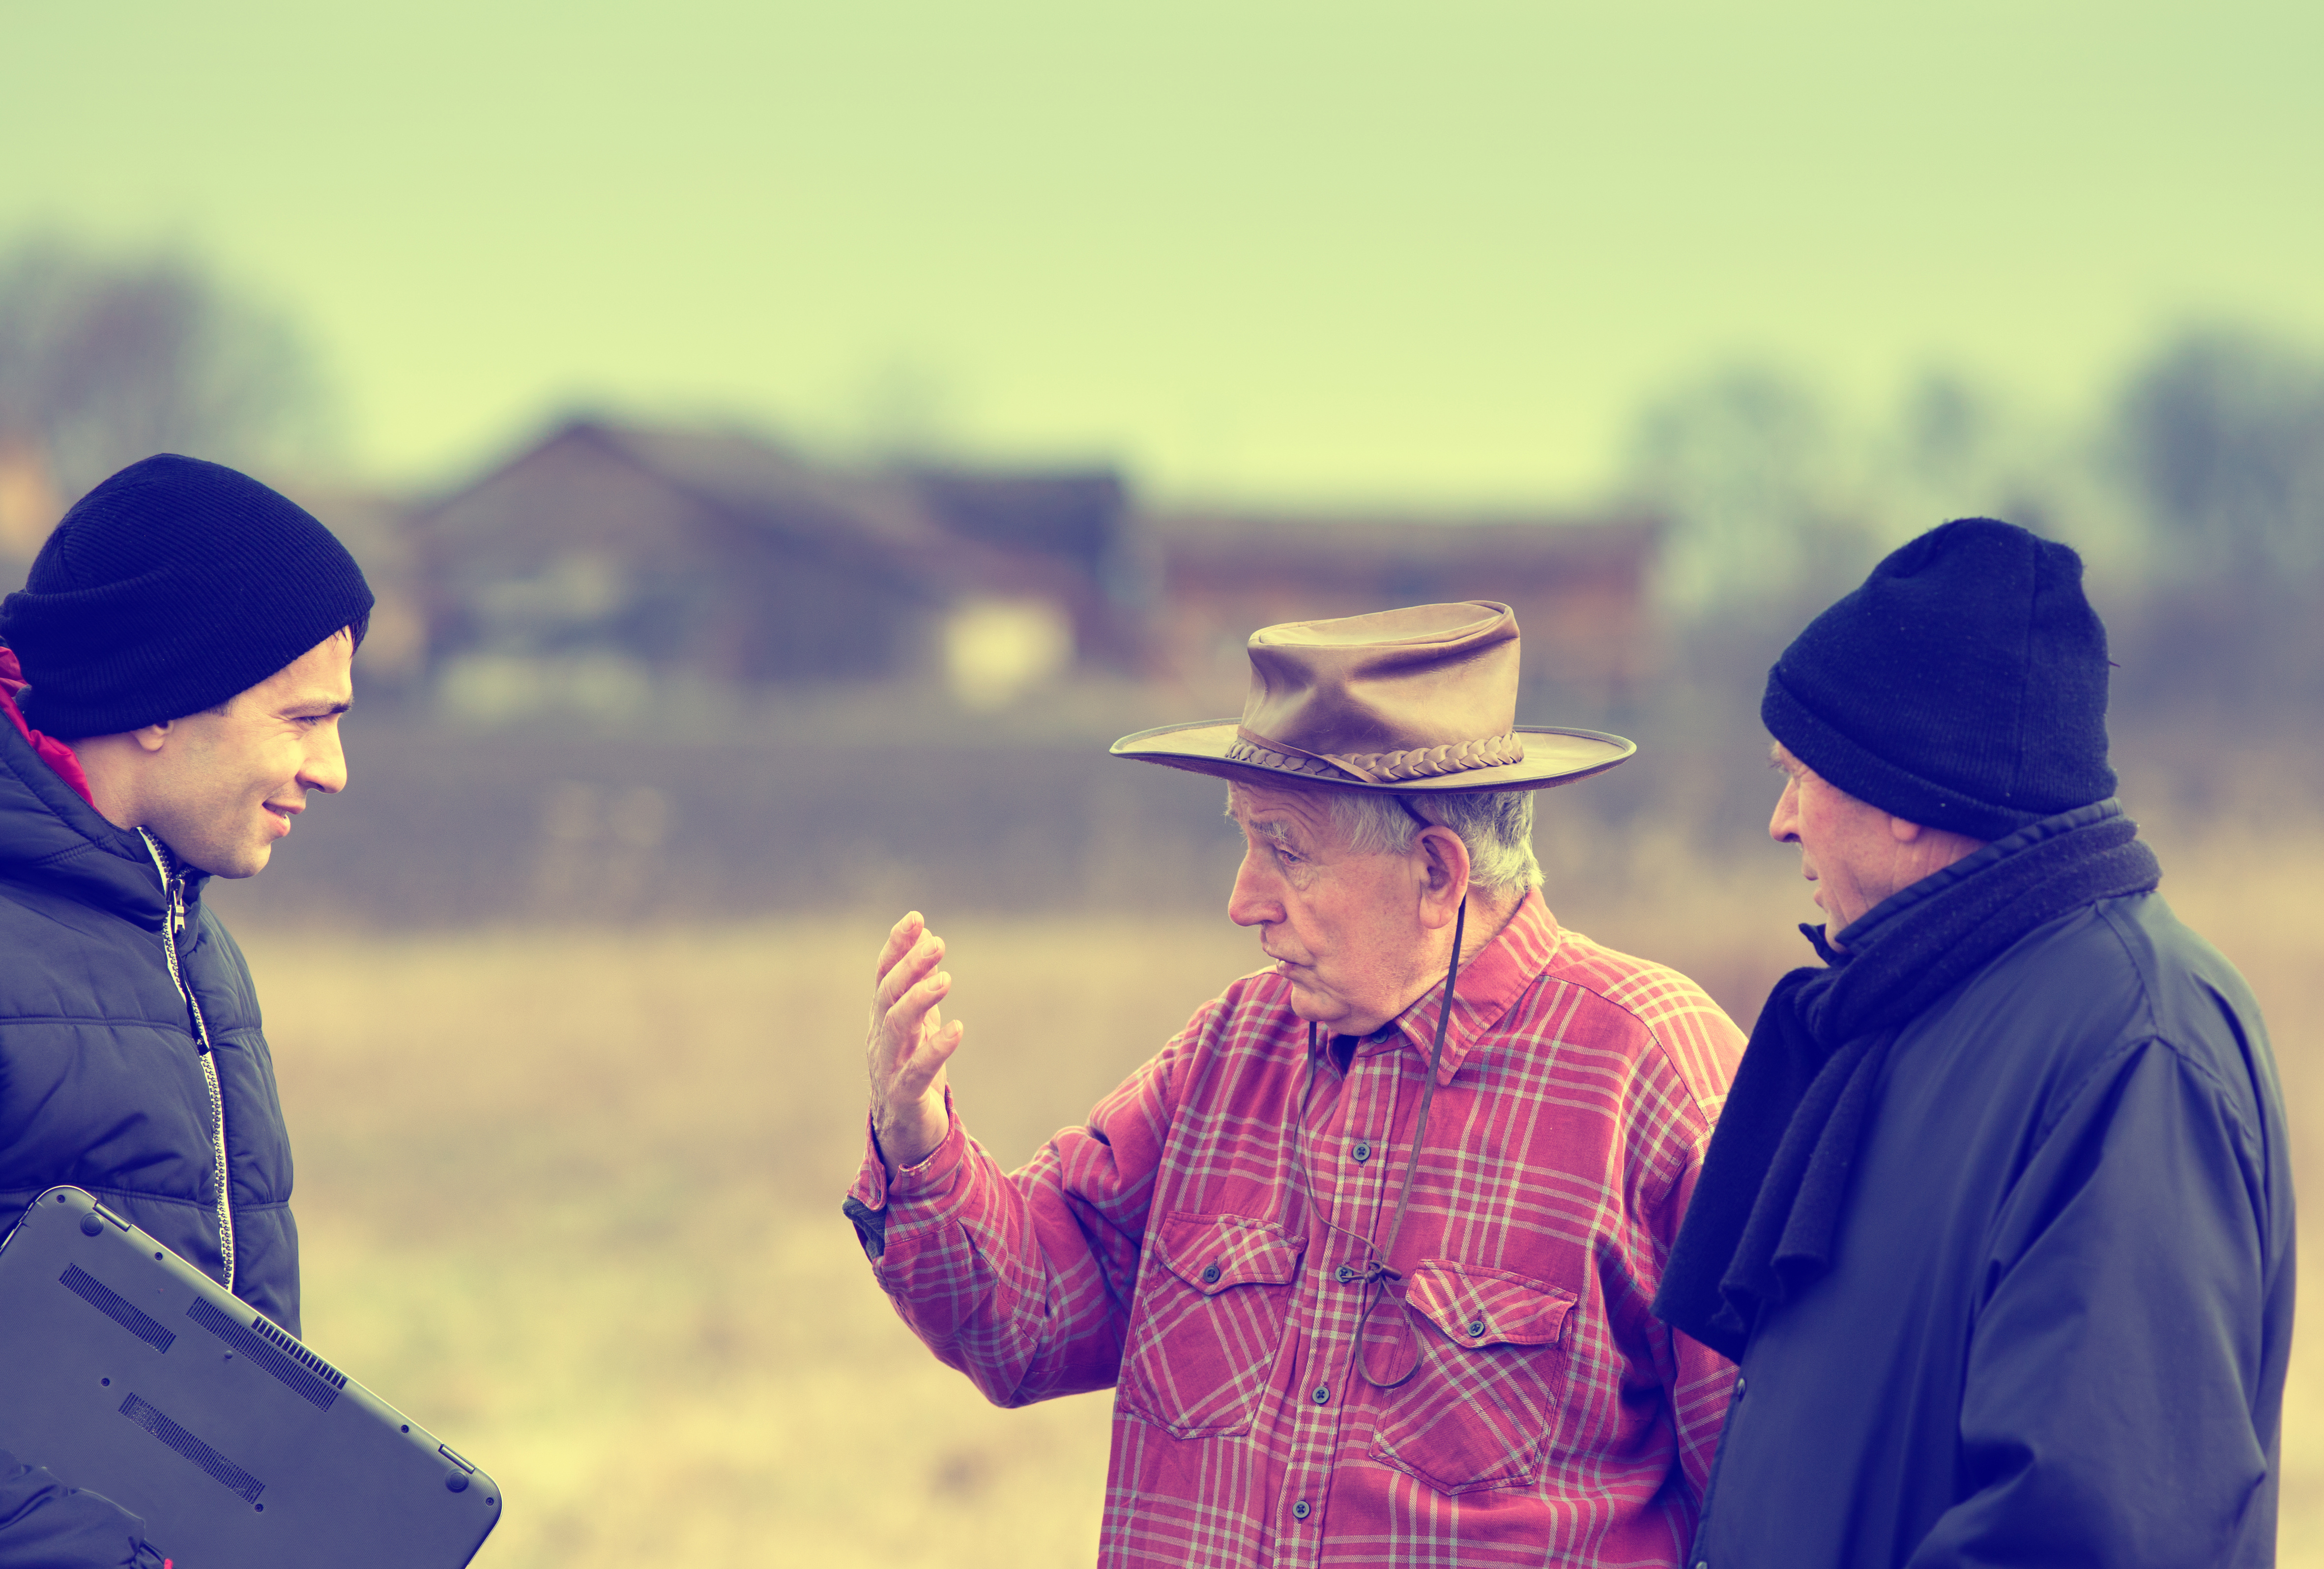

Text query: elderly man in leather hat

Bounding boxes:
[0,455,370,1569]
[1656,519,2294,1567]
[847,602,1747,1566]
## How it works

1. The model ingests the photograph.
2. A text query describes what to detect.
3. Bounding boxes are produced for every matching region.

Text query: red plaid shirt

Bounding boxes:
[848,893,1744,1567]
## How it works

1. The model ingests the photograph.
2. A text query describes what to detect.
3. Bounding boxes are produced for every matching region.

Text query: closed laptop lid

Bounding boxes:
[0,1187,501,1569]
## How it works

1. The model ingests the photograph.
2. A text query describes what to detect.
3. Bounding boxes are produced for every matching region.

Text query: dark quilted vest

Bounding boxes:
[0,717,299,1335]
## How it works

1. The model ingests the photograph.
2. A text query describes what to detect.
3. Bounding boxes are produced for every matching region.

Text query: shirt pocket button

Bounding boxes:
[1122,1214,1305,1439]
[1369,1261,1577,1494]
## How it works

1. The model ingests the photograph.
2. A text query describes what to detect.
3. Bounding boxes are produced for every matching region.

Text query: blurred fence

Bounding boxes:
[200,674,2316,936]
[205,715,1249,928]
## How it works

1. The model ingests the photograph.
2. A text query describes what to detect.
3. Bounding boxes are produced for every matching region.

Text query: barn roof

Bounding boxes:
[1149,508,1658,578]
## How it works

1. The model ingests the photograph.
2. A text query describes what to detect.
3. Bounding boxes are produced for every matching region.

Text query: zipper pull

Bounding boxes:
[167,878,209,1055]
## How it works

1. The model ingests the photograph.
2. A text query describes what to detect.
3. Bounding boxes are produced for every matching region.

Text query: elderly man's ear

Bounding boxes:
[1890,810,1988,863]
[1415,824,1472,927]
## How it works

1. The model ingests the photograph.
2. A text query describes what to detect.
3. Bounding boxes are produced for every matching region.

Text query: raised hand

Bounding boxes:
[866,910,964,1173]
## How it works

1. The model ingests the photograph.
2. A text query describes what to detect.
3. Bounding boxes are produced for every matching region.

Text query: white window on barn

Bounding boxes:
[943,596,1074,709]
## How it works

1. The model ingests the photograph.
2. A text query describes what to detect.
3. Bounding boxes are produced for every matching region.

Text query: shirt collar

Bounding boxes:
[1371,889,1560,1086]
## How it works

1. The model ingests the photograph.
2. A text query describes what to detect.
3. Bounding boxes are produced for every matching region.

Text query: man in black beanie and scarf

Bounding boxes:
[0,454,372,1569]
[1656,518,2293,1568]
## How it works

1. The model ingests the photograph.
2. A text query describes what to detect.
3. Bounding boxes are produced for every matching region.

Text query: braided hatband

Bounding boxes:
[1225,731,1524,784]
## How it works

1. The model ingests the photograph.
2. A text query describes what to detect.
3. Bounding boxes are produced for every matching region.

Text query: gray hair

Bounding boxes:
[1334,789,1543,899]
[1230,781,1544,899]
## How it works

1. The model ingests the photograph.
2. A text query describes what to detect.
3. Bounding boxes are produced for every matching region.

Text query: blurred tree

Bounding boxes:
[1614,365,1869,846]
[2106,326,2324,719]
[1622,363,1872,614]
[1896,368,2009,503]
[0,236,331,523]
[1877,367,2133,568]
[2115,326,2324,579]
[1627,362,1878,618]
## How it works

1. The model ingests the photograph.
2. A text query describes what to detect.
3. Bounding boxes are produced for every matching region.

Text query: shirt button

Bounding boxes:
[1734,1376,1745,1398]
[1351,1141,1371,1163]
[1466,1318,1486,1338]
[1200,1263,1221,1285]
[1292,1501,1312,1520]
[1311,1384,1330,1404]
[1334,1264,1357,1284]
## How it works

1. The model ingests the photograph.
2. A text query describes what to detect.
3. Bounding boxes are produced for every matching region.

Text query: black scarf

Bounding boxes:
[1653,801,2162,1361]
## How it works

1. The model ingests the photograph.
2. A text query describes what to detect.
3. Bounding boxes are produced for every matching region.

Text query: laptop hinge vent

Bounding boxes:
[248,1311,349,1388]
[187,1298,345,1409]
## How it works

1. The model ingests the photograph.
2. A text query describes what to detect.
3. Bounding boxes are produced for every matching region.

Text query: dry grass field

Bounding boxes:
[242,822,2323,1567]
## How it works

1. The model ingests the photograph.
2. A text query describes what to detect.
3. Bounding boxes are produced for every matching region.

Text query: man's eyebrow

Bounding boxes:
[1221,802,1302,846]
[1252,817,1308,851]
[285,699,353,717]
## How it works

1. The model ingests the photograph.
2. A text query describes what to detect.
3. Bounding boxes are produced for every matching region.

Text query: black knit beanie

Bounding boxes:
[1761,517,2115,842]
[0,454,374,740]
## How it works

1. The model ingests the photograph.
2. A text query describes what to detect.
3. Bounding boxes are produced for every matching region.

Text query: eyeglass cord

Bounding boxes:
[1286,895,1468,1390]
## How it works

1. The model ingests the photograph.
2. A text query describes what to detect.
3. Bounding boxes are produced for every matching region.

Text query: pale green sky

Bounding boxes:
[4,0,2320,504]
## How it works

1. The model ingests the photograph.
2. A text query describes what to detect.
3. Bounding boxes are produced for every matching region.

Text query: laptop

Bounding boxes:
[0,1186,502,1569]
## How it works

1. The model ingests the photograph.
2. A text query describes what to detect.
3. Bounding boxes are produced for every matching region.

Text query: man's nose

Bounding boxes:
[1226,849,1278,927]
[300,725,349,796]
[1769,779,1799,844]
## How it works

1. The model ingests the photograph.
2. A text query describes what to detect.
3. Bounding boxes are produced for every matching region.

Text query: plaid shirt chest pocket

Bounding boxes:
[1118,1212,1307,1438]
[1368,1260,1578,1494]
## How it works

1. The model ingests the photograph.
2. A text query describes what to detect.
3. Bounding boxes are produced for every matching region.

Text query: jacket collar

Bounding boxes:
[0,649,93,806]
[0,694,177,927]
[1364,888,1560,1086]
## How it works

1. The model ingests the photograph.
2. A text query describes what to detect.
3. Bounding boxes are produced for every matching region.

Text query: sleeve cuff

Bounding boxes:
[842,1094,967,1260]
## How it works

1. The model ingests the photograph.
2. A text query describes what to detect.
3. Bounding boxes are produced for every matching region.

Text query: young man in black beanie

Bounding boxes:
[1656,517,2294,1569]
[0,453,372,1569]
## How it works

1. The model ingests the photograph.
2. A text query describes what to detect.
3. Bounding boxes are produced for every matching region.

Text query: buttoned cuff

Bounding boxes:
[842,1092,967,1260]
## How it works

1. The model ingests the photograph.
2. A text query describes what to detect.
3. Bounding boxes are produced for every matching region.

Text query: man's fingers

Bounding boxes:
[873,911,925,987]
[865,924,964,1173]
[873,967,952,1071]
[882,968,953,1047]
[866,919,965,1162]
[872,931,946,1019]
[892,1015,966,1100]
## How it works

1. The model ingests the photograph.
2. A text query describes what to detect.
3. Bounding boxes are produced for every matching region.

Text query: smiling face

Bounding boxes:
[1223,779,1452,1036]
[118,631,355,878]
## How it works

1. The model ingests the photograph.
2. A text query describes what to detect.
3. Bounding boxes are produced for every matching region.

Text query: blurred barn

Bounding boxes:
[410,419,1142,713]
[398,419,1661,721]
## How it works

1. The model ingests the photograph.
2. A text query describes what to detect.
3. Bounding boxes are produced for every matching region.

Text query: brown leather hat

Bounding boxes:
[1110,601,1633,793]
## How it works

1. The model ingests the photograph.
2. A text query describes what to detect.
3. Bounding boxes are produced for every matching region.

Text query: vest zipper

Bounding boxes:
[139,830,235,1294]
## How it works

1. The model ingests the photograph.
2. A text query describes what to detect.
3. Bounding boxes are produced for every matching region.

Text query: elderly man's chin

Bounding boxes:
[1279,976,1357,1032]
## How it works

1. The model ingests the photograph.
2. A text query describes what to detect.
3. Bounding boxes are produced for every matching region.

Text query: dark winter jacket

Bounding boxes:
[1690,829,2294,1566]
[0,693,302,1564]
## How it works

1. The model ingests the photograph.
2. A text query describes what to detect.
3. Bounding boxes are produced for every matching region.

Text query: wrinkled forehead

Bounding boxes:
[1225,778,1345,840]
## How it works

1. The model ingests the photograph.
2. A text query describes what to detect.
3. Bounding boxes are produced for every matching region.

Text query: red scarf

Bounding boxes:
[0,647,95,806]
